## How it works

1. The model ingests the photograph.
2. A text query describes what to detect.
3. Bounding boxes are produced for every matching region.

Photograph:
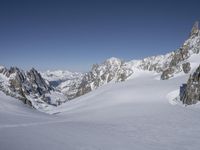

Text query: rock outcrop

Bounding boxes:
[180,65,200,105]
[182,62,191,74]
[190,21,199,37]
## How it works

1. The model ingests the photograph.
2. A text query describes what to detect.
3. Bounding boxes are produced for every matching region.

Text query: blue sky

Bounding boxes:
[0,0,200,72]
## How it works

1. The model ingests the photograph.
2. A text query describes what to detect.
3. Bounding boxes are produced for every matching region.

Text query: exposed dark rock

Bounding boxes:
[182,62,191,74]
[161,68,175,80]
[180,65,200,105]
[180,84,187,100]
[190,21,199,37]
[161,46,191,80]
[0,66,7,74]
[27,68,51,92]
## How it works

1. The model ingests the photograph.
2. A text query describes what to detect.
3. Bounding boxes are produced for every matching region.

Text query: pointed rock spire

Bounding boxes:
[190,21,199,37]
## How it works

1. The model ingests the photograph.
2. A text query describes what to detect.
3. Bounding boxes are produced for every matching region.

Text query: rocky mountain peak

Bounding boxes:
[4,67,22,78]
[27,68,50,91]
[190,21,199,37]
[104,57,122,66]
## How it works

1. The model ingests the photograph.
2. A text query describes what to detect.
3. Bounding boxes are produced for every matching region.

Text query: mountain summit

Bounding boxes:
[190,21,199,37]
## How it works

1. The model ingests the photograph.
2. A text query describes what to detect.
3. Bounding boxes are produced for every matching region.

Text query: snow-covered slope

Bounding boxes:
[1,61,200,149]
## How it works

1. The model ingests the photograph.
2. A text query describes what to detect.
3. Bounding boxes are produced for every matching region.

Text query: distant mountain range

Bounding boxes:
[0,21,200,111]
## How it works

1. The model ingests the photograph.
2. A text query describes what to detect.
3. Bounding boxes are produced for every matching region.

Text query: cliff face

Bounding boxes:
[180,65,200,105]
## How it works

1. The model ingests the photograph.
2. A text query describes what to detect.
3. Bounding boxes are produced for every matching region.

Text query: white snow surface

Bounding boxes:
[1,61,200,150]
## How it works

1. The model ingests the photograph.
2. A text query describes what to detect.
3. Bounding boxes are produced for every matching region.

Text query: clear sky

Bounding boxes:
[0,0,200,72]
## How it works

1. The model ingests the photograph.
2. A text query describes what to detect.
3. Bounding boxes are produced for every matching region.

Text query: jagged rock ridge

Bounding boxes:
[75,57,133,97]
[0,67,67,111]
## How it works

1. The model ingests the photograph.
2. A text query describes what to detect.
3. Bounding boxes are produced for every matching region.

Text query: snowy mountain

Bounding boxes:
[75,57,133,97]
[54,21,200,99]
[41,70,83,100]
[37,21,200,102]
[0,67,67,112]
[128,21,200,79]
[0,22,200,110]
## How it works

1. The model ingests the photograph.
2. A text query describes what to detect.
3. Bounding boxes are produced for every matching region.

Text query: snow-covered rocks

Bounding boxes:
[0,67,67,111]
[75,57,133,97]
[41,70,83,100]
[160,22,200,79]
